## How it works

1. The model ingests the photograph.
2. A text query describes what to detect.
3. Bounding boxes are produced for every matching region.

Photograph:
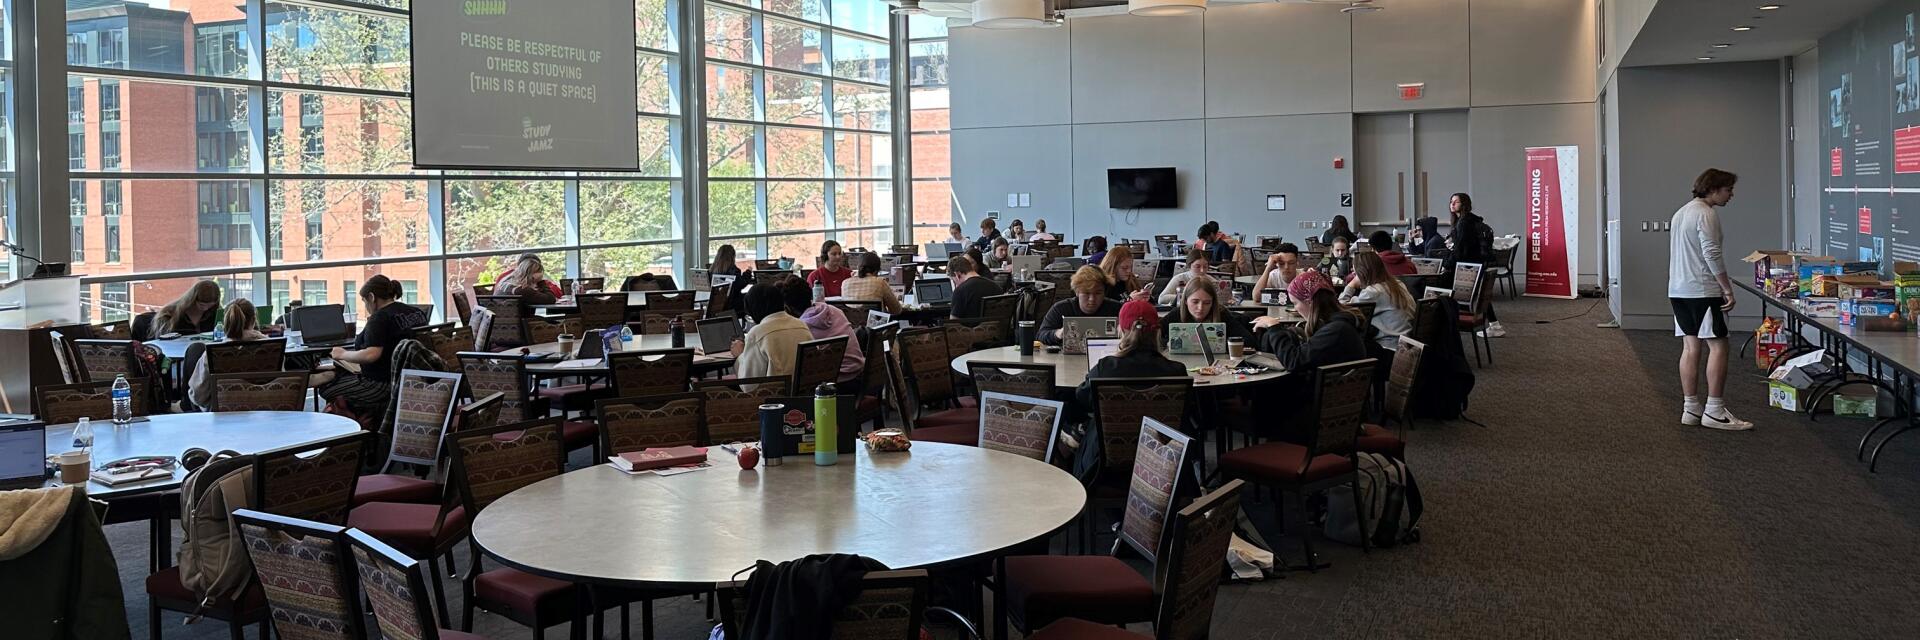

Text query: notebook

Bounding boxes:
[1168,323,1227,356]
[697,318,742,358]
[609,446,710,472]
[0,421,45,489]
[1061,316,1118,355]
[1085,338,1120,371]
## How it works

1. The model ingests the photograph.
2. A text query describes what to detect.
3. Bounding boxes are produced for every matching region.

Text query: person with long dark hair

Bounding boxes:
[1445,192,1494,267]
[313,275,429,417]
[806,240,852,298]
[711,244,742,277]
[1321,214,1356,246]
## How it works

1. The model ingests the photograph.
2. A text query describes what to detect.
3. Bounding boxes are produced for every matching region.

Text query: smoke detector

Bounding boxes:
[890,0,928,15]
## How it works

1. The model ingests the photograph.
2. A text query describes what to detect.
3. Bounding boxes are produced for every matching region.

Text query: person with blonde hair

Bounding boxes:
[1037,267,1124,345]
[1097,245,1151,302]
[1161,274,1253,342]
[1341,252,1415,350]
[491,251,564,299]
[495,254,558,305]
[186,300,269,409]
[136,280,223,340]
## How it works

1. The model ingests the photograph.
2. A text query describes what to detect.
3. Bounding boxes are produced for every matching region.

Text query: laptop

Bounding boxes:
[914,278,955,305]
[1168,323,1227,357]
[1258,288,1291,306]
[292,304,355,347]
[1085,338,1120,371]
[1009,255,1043,276]
[0,421,46,489]
[697,318,742,358]
[711,274,737,291]
[690,268,712,290]
[1158,239,1186,258]
[1061,316,1118,355]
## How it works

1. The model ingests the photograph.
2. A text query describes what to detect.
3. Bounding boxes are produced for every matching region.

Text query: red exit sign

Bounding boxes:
[1398,83,1425,101]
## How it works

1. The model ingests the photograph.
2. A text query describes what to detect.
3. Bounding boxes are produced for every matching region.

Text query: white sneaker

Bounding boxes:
[1681,410,1702,426]
[1699,410,1754,431]
[1478,322,1507,338]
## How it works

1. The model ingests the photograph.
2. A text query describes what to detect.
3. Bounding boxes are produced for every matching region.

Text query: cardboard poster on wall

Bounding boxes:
[1524,146,1580,299]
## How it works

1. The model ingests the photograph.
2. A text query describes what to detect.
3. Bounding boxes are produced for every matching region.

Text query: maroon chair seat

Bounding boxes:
[1219,442,1354,484]
[353,473,438,505]
[145,566,268,610]
[561,419,599,449]
[474,567,581,623]
[347,502,470,556]
[913,407,977,430]
[909,423,978,446]
[1002,555,1153,630]
[1028,618,1146,639]
[1356,424,1405,459]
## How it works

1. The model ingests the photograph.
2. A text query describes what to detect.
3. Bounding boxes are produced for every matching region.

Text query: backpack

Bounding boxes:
[176,449,256,611]
[1324,452,1424,548]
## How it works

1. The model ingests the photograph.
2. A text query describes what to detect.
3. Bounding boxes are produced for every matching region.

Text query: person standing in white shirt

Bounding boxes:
[1669,168,1752,431]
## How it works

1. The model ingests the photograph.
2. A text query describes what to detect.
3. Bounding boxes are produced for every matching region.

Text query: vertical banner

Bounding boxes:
[1524,146,1580,299]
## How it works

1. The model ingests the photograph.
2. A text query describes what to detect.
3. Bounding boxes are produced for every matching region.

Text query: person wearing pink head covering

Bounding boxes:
[1253,268,1372,374]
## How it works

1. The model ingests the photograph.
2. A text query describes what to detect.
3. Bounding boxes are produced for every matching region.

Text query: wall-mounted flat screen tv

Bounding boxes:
[1107,167,1178,209]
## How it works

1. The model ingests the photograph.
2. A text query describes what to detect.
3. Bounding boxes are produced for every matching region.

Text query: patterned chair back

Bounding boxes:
[1118,416,1194,564]
[574,293,630,334]
[826,301,876,328]
[459,353,538,422]
[251,431,367,525]
[595,392,705,456]
[645,290,698,312]
[205,338,289,375]
[233,510,365,640]
[1307,359,1375,459]
[977,392,1065,463]
[456,392,505,433]
[967,361,1055,400]
[449,287,475,328]
[943,319,1005,361]
[381,370,463,469]
[451,418,565,513]
[791,335,850,395]
[634,310,702,335]
[705,278,737,318]
[1090,377,1192,470]
[862,322,900,393]
[719,569,928,640]
[468,308,495,351]
[90,320,134,340]
[1385,337,1427,427]
[524,316,570,347]
[210,372,312,412]
[694,376,790,444]
[347,529,445,640]
[71,339,137,382]
[1451,262,1488,317]
[895,328,954,408]
[36,378,153,424]
[475,295,529,350]
[608,348,695,397]
[979,292,1020,324]
[559,277,606,293]
[620,273,678,292]
[1153,481,1247,640]
[409,324,470,370]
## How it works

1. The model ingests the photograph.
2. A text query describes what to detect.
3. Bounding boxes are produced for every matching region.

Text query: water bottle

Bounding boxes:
[71,417,94,449]
[669,315,686,349]
[110,374,132,426]
[618,323,635,348]
[1018,266,1029,282]
[812,282,827,303]
[813,383,839,466]
[211,325,225,342]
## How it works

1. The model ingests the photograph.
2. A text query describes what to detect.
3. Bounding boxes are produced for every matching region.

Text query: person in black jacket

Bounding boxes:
[1251,269,1374,443]
[972,217,1003,255]
[1038,267,1124,345]
[1077,298,1187,409]
[1445,192,1495,269]
[135,280,222,340]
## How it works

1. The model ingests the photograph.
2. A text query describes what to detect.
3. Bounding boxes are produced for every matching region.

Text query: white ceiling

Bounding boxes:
[1623,0,1882,67]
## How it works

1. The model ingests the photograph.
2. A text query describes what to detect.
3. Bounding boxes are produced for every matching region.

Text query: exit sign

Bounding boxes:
[1398,83,1425,101]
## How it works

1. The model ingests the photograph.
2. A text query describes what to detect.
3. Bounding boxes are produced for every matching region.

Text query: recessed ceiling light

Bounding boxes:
[1713,43,1733,48]
[1758,4,1783,10]
[1698,56,1716,61]
[1732,25,1754,31]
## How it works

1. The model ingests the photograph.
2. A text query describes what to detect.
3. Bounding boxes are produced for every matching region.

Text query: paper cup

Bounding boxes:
[58,450,90,484]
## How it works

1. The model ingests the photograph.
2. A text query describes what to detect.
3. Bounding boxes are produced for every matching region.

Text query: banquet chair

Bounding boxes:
[476,296,531,351]
[450,286,475,328]
[1490,246,1519,299]
[1026,480,1247,640]
[595,392,706,458]
[644,289,698,312]
[234,510,367,640]
[410,324,473,370]
[559,277,606,293]
[977,392,1066,463]
[896,328,978,441]
[47,330,82,384]
[1219,358,1376,571]
[979,293,1021,331]
[791,335,851,395]
[90,319,134,340]
[352,370,462,507]
[1084,378,1193,547]
[968,361,1056,400]
[632,310,703,336]
[208,371,312,412]
[827,300,878,328]
[36,378,153,424]
[458,393,507,436]
[607,348,695,397]
[944,318,1007,360]
[849,322,901,431]
[524,316,573,346]
[694,376,791,445]
[1357,337,1425,460]
[704,278,737,319]
[1452,263,1493,367]
[997,417,1193,636]
[204,338,289,376]
[71,338,139,382]
[348,528,490,640]
[716,570,934,640]
[620,273,677,292]
[459,352,548,424]
[574,293,630,333]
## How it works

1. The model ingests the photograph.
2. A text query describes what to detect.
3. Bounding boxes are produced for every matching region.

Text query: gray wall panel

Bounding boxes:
[1204,114,1355,240]
[950,126,1075,235]
[1351,0,1471,112]
[1070,15,1205,124]
[1466,103,1602,281]
[1471,0,1598,106]
[949,26,1072,129]
[1791,48,1821,252]
[1203,4,1353,118]
[1070,120,1208,242]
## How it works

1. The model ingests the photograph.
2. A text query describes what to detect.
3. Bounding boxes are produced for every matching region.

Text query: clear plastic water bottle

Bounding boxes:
[71,417,93,449]
[1018,266,1029,283]
[618,323,635,348]
[812,282,826,302]
[110,375,132,426]
[211,325,225,342]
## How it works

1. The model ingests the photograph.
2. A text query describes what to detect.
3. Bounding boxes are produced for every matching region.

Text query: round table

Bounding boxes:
[471,443,1086,589]
[42,411,362,499]
[952,345,1289,389]
[510,334,724,375]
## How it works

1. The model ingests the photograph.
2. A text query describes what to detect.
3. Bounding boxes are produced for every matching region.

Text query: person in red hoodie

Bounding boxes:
[1368,231,1419,276]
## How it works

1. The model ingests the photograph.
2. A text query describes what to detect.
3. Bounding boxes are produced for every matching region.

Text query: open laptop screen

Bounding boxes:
[0,421,47,488]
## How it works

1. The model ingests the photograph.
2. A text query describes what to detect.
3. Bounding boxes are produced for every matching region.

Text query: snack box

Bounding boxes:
[1839,299,1899,325]
[1836,274,1895,300]
[1810,275,1842,298]
[1743,250,1802,287]
[1841,261,1881,275]
[1799,297,1841,318]
[1797,256,1841,295]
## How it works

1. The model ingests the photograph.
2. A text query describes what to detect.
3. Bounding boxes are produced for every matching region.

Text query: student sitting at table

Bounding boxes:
[947,222,969,245]
[1077,298,1186,410]
[1341,252,1416,351]
[1029,218,1057,242]
[491,251,565,299]
[1318,237,1355,283]
[711,243,744,278]
[1251,269,1374,442]
[1038,267,1125,346]
[985,238,1013,271]
[1007,219,1028,243]
[800,300,866,394]
[1160,275,1253,343]
[1369,231,1419,276]
[1157,248,1211,306]
[1251,243,1302,294]
[948,255,1003,318]
[733,276,813,382]
[313,276,429,419]
[493,254,559,305]
[806,240,853,298]
[1098,246,1152,303]
[186,299,270,410]
[973,218,1003,255]
[136,280,223,340]
[1322,214,1358,247]
[841,251,904,314]
[1084,236,1109,267]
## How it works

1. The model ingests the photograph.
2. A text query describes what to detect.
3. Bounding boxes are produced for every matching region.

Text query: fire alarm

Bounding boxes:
[1398,83,1425,101]
[1333,157,1345,169]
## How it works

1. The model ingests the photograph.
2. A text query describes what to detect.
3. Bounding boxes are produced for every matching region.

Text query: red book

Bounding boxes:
[610,446,709,472]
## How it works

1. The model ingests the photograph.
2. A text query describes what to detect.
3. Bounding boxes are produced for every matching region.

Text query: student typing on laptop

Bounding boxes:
[1038,267,1124,346]
[311,275,429,419]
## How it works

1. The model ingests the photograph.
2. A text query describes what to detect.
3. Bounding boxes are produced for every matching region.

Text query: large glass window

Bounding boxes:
[905,14,949,245]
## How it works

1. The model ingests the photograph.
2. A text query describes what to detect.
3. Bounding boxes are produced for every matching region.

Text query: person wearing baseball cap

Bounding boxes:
[1075,297,1187,425]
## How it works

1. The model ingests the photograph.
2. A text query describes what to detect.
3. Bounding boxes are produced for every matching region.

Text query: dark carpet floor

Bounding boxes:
[110,296,1920,639]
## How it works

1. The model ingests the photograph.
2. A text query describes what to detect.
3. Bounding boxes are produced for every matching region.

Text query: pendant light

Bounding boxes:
[973,0,1052,29]
[1129,0,1205,16]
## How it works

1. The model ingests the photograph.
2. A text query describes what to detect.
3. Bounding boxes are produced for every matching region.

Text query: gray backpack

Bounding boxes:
[176,450,256,611]
[1325,452,1423,548]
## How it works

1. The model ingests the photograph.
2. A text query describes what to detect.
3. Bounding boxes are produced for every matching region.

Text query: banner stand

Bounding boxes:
[1524,146,1580,299]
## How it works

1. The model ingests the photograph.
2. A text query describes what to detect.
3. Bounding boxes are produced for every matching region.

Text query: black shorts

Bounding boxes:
[1671,297,1727,339]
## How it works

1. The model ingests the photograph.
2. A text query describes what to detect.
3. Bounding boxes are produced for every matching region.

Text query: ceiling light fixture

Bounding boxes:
[1698,56,1715,60]
[889,0,927,15]
[1732,25,1754,31]
[1758,4,1782,10]
[1713,43,1733,48]
[972,0,1051,29]
[1130,0,1206,17]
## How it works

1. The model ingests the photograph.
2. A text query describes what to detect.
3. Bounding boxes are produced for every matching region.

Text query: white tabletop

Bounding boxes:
[43,411,362,499]
[952,345,1289,388]
[509,334,726,374]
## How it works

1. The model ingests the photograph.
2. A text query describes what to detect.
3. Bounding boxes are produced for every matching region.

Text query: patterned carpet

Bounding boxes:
[111,296,1920,639]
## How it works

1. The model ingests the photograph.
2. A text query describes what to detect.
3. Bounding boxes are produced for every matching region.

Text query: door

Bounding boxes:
[1355,111,1470,228]
[1414,111,1469,222]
